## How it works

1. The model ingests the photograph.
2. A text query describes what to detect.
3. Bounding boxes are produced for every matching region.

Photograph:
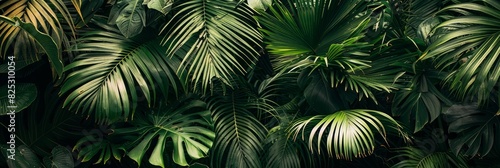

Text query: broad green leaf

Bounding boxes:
[0,59,36,73]
[1,145,42,168]
[303,73,343,114]
[0,15,64,76]
[392,75,452,133]
[143,0,173,15]
[117,97,214,167]
[128,132,156,166]
[74,0,105,27]
[0,83,37,115]
[110,0,146,38]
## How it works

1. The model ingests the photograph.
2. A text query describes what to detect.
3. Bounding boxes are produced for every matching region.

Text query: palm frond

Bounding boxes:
[263,124,302,168]
[391,147,468,168]
[0,0,76,62]
[0,15,64,76]
[60,17,182,124]
[161,0,262,92]
[420,0,500,104]
[287,109,402,160]
[257,0,371,56]
[207,90,267,168]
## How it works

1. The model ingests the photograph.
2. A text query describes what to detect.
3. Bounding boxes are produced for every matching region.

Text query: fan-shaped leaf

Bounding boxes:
[257,0,370,56]
[288,109,402,160]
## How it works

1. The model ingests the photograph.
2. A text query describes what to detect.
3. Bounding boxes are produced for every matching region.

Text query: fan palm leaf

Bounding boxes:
[257,0,371,56]
[287,109,402,160]
[161,0,262,92]
[60,17,182,124]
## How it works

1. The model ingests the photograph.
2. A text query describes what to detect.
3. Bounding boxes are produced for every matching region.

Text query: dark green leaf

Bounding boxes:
[445,104,500,157]
[0,83,37,115]
[110,0,146,38]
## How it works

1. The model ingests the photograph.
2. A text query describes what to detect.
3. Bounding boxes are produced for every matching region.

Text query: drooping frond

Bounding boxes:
[60,17,182,124]
[207,90,267,168]
[161,0,262,92]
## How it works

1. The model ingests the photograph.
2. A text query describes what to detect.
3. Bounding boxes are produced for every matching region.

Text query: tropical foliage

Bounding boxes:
[1,0,499,167]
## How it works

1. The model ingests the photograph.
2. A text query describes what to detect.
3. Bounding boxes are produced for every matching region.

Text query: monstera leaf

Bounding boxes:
[116,97,215,167]
[445,104,500,157]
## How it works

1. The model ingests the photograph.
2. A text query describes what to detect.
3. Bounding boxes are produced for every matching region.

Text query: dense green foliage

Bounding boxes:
[1,0,499,167]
